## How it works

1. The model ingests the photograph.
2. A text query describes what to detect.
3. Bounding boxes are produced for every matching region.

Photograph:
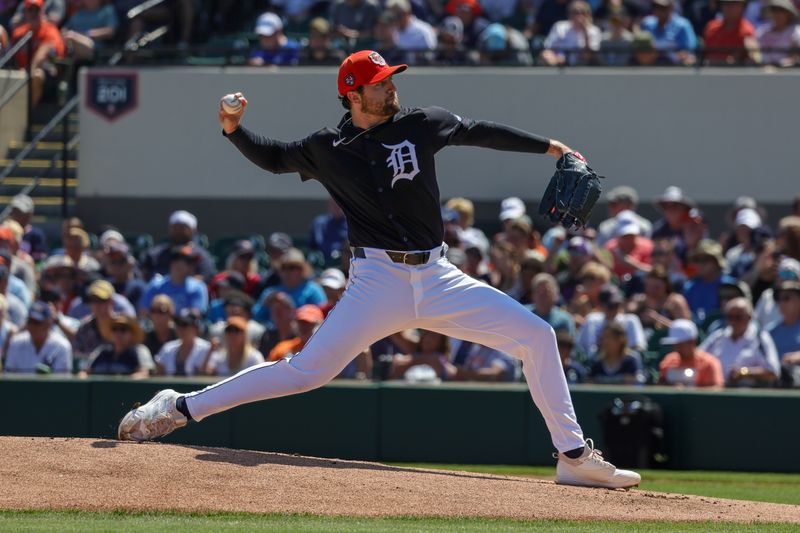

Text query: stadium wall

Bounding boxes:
[3,376,799,472]
[76,67,799,239]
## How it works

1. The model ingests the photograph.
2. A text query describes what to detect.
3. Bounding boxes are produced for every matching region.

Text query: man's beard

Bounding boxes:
[360,93,400,117]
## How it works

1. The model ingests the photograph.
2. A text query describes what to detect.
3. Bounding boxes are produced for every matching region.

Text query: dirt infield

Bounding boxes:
[1,437,798,523]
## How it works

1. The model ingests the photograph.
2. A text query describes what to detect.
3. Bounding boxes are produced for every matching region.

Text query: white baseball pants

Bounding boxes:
[185,245,586,453]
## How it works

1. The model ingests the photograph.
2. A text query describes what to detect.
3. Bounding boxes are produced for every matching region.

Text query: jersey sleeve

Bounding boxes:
[423,106,550,154]
[225,126,322,181]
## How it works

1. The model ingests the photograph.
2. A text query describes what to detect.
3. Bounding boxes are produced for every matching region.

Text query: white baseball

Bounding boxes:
[221,93,242,114]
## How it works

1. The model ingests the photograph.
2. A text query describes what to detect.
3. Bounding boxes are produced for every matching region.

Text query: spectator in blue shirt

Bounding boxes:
[588,321,646,385]
[309,198,349,265]
[769,280,800,366]
[640,0,697,65]
[140,246,209,316]
[683,239,737,323]
[248,12,301,66]
[253,248,326,323]
[529,273,577,338]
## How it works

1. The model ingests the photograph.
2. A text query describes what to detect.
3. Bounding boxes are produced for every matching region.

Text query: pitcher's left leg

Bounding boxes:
[415,261,584,453]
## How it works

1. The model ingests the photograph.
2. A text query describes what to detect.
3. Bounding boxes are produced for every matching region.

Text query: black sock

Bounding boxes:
[563,446,585,459]
[175,396,193,421]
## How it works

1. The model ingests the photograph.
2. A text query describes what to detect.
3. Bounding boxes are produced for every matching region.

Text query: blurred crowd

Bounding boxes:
[1,187,800,390]
[2,0,799,105]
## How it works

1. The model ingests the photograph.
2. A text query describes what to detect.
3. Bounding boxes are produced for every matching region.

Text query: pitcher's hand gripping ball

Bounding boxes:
[221,93,243,114]
[538,151,604,230]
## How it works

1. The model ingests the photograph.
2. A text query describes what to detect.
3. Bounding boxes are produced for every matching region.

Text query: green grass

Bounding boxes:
[392,464,800,505]
[0,510,798,533]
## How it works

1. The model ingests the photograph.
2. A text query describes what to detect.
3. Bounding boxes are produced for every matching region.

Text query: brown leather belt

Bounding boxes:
[352,247,444,265]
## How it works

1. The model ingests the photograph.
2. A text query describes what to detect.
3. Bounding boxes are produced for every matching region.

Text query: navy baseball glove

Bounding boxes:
[538,152,603,229]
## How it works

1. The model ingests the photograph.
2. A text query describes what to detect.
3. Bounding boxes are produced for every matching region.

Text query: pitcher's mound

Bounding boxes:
[1,437,797,523]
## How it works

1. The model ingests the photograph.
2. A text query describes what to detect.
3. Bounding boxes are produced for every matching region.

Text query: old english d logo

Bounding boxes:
[383,140,420,188]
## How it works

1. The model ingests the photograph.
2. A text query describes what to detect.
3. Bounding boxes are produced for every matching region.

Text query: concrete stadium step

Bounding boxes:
[0,177,77,197]
[0,160,77,179]
[27,125,80,144]
[6,146,78,160]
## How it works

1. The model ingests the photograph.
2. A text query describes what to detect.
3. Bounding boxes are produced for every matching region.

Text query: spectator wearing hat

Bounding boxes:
[588,321,645,384]
[7,194,48,262]
[757,0,800,66]
[605,213,654,279]
[253,248,326,324]
[776,216,800,261]
[446,0,490,48]
[754,256,800,328]
[207,290,266,349]
[700,297,780,386]
[205,316,265,376]
[330,0,381,43]
[8,0,65,28]
[446,197,489,255]
[143,294,176,356]
[703,0,756,65]
[435,16,478,65]
[68,275,136,322]
[302,17,346,65]
[0,222,36,296]
[640,0,698,65]
[658,319,724,387]
[104,242,146,310]
[318,268,347,316]
[540,0,601,66]
[3,301,71,374]
[725,208,766,279]
[38,255,82,319]
[704,279,756,335]
[628,31,674,65]
[556,236,596,306]
[556,330,587,384]
[155,308,211,377]
[597,186,652,246]
[141,210,215,282]
[599,6,633,66]
[577,284,646,357]
[309,198,349,265]
[268,304,325,361]
[85,314,153,378]
[652,186,695,241]
[768,281,800,373]
[255,232,294,292]
[477,23,533,66]
[683,239,737,322]
[208,271,247,322]
[210,240,261,299]
[140,245,209,317]
[11,0,64,106]
[498,196,526,232]
[259,291,297,356]
[73,280,127,363]
[248,12,301,66]
[462,245,491,283]
[529,273,577,337]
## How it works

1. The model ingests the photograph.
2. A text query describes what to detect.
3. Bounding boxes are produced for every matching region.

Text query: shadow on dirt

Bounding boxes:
[189,445,539,484]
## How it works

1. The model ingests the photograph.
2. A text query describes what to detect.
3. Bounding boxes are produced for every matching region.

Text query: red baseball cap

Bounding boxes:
[24,0,44,8]
[337,50,407,97]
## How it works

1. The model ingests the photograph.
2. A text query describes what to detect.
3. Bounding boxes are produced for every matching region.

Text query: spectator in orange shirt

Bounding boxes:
[12,0,64,106]
[659,319,724,387]
[703,0,757,65]
[268,304,324,362]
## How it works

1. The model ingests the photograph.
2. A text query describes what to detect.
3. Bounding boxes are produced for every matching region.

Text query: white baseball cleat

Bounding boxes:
[555,439,641,489]
[118,389,188,441]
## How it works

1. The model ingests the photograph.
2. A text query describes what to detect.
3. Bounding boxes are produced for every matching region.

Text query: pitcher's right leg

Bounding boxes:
[119,257,413,440]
